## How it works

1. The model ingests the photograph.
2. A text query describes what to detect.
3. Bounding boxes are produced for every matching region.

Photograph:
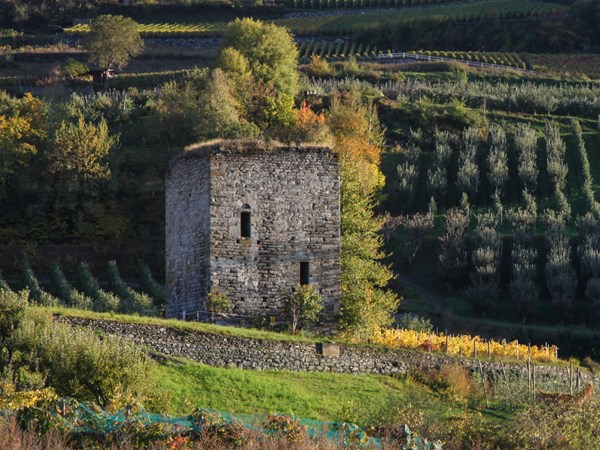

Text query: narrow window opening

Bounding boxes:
[300,262,310,285]
[241,211,251,238]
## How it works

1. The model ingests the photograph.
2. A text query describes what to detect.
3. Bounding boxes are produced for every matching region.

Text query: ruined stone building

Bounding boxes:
[165,140,341,323]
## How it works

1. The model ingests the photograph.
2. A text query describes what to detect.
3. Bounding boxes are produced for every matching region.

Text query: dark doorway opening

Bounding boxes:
[300,261,310,285]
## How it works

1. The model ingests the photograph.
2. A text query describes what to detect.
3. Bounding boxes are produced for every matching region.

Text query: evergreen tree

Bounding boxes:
[326,97,398,341]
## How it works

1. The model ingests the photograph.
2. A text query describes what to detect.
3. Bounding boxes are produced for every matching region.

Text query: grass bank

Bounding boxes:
[48,306,322,344]
[150,359,470,427]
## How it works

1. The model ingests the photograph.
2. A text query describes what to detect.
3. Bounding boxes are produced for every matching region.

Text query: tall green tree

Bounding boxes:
[0,94,47,202]
[85,15,144,86]
[196,69,258,140]
[326,97,398,341]
[49,116,116,190]
[219,18,299,128]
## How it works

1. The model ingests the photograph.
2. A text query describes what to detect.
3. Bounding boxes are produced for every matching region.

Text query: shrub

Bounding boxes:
[439,364,478,401]
[96,289,120,313]
[545,219,576,310]
[49,264,72,305]
[282,285,324,334]
[340,56,361,77]
[456,127,480,196]
[35,318,152,408]
[400,212,434,267]
[264,414,308,443]
[107,260,129,300]
[0,270,11,291]
[0,289,28,372]
[69,290,93,310]
[438,208,469,288]
[20,261,43,303]
[427,129,452,200]
[504,396,600,449]
[200,421,250,449]
[49,264,92,310]
[20,262,58,307]
[206,291,233,321]
[308,54,333,76]
[514,124,538,190]
[108,260,155,315]
[76,262,101,300]
[76,262,119,312]
[486,125,508,193]
[468,212,501,313]
[62,58,88,79]
[396,313,434,333]
[139,263,165,308]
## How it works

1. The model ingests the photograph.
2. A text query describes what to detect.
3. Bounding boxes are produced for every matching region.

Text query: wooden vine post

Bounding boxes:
[532,364,536,400]
[478,359,490,408]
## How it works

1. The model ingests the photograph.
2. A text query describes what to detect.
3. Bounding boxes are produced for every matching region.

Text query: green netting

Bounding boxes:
[7,398,442,450]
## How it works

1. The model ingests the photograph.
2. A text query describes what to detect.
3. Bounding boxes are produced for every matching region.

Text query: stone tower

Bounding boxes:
[165,140,341,324]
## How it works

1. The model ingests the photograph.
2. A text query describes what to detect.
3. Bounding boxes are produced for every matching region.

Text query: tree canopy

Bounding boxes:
[85,15,144,79]
[219,18,299,128]
[325,97,399,340]
[49,116,116,189]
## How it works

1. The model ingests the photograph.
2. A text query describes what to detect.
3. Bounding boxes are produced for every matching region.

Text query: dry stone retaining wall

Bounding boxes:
[63,317,598,386]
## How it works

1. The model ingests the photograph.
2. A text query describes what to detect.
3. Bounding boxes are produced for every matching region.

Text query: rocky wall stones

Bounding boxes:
[165,156,211,318]
[63,317,598,387]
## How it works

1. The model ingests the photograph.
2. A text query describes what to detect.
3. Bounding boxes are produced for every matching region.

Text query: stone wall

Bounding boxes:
[166,141,341,323]
[165,155,211,318]
[63,317,598,387]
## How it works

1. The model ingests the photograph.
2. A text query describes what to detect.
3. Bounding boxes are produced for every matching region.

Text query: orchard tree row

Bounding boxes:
[394,120,598,216]
[313,77,600,118]
[398,194,600,322]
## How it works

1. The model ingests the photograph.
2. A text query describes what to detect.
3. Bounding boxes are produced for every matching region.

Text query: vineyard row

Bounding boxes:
[373,328,559,363]
[65,0,566,36]
[282,0,462,9]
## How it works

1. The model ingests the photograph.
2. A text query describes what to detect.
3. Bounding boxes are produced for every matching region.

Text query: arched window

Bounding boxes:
[241,204,251,238]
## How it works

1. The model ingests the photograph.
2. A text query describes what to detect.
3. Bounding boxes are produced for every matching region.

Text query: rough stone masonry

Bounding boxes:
[165,140,341,323]
[63,316,599,388]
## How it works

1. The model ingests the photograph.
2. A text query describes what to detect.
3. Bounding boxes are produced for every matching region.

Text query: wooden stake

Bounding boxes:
[478,359,490,408]
[500,361,507,381]
[473,340,477,359]
[532,364,536,400]
[569,360,574,395]
[527,359,531,393]
[488,341,491,360]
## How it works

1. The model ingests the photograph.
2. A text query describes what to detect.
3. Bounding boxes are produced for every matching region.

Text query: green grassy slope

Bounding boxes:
[48,307,320,343]
[151,359,469,427]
